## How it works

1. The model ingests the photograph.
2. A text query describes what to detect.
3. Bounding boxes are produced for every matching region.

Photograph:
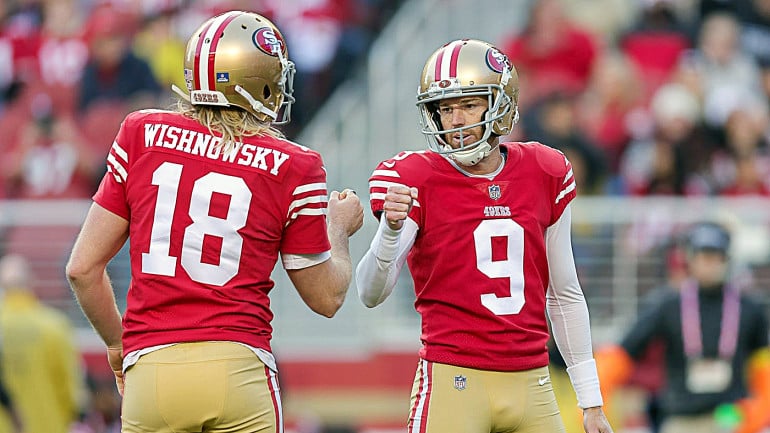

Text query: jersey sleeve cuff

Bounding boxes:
[566,358,604,409]
[281,251,331,270]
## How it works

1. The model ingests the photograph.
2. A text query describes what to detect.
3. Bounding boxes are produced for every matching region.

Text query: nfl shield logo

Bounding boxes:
[454,375,467,391]
[488,184,501,200]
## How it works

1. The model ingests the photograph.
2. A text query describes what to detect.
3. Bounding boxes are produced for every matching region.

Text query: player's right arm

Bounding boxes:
[355,184,418,307]
[65,203,128,394]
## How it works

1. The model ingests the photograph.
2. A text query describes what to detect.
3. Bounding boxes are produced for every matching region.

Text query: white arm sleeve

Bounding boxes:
[355,216,418,307]
[546,204,603,409]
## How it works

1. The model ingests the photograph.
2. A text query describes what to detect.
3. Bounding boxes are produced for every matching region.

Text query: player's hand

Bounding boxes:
[107,345,125,396]
[583,407,613,433]
[328,189,363,236]
[382,185,418,231]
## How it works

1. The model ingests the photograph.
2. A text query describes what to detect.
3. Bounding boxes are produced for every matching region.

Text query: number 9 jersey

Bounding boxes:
[367,142,576,371]
[92,109,331,357]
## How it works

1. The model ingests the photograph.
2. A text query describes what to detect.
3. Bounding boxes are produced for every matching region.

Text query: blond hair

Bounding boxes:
[176,100,285,154]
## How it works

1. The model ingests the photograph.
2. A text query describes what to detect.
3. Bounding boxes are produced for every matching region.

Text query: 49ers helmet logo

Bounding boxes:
[253,27,284,56]
[485,47,510,73]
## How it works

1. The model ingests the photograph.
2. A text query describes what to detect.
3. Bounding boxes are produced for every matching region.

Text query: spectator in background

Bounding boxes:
[78,5,160,113]
[678,12,767,124]
[522,91,608,194]
[618,83,714,195]
[698,0,770,67]
[619,0,692,101]
[576,53,643,172]
[34,0,89,116]
[1,99,101,199]
[500,0,599,106]
[704,86,770,196]
[131,8,185,99]
[0,254,86,433]
[596,222,770,433]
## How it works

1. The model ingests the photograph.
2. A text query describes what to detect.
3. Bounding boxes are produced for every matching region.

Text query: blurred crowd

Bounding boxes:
[502,0,770,197]
[0,0,403,201]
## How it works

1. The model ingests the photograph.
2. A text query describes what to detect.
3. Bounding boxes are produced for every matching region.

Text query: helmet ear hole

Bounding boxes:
[263,85,271,99]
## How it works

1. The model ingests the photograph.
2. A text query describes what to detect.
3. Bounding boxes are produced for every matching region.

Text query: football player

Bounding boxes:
[66,11,363,432]
[356,39,613,433]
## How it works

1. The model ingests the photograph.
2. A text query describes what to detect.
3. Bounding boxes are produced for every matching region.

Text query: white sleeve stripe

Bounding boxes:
[286,207,326,225]
[107,153,128,182]
[563,169,573,184]
[370,192,420,208]
[107,166,123,183]
[287,195,328,216]
[293,182,327,195]
[555,181,576,204]
[111,141,128,162]
[369,180,411,189]
[372,169,400,178]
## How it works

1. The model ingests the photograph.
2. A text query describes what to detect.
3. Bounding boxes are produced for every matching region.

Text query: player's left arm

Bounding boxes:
[545,204,613,433]
[66,203,128,393]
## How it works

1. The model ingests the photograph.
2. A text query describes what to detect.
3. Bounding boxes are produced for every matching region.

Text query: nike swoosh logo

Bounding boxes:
[382,161,395,168]
[538,376,550,386]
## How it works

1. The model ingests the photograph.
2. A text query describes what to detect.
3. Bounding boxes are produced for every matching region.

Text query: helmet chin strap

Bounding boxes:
[450,141,491,166]
[234,85,278,120]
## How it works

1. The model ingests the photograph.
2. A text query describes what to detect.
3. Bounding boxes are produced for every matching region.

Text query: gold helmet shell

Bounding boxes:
[416,39,519,165]
[173,11,296,124]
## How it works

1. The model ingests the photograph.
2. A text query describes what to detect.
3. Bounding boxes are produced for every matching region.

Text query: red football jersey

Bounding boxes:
[368,142,576,371]
[93,110,331,355]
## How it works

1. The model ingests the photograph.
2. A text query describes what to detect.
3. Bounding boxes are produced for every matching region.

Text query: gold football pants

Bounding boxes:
[121,341,282,433]
[408,360,566,433]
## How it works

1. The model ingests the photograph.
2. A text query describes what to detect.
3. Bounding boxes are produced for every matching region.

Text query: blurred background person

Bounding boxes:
[1,99,101,199]
[618,0,693,101]
[78,5,160,114]
[0,253,86,433]
[500,0,600,107]
[618,82,715,195]
[596,222,770,433]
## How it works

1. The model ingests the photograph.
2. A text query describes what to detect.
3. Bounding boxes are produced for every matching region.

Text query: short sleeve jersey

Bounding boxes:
[93,110,331,354]
[367,142,576,371]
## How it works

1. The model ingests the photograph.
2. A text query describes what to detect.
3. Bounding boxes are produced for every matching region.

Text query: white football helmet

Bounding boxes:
[416,39,519,165]
[172,11,295,124]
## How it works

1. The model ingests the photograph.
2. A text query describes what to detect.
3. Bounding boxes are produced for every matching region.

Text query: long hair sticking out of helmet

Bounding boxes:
[176,100,284,155]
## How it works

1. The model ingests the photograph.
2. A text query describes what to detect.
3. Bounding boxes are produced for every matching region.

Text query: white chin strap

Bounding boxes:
[234,85,278,120]
[447,141,492,166]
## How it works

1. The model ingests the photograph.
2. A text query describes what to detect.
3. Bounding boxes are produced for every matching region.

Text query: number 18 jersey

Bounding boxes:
[368,142,576,371]
[93,110,331,355]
